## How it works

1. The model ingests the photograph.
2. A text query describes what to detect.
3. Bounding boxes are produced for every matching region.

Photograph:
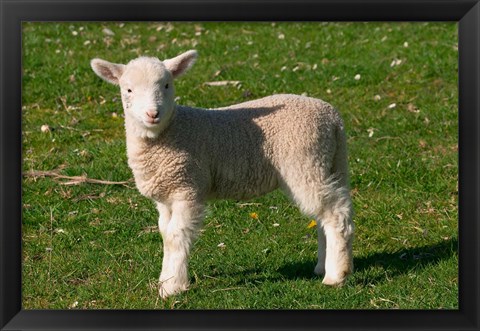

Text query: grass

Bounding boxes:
[22,22,458,309]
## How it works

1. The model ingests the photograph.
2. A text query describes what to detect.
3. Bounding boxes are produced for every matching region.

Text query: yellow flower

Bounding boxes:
[249,212,259,220]
[307,220,317,229]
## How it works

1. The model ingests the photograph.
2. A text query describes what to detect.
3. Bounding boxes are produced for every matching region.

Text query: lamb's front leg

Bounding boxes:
[156,202,171,282]
[158,200,204,298]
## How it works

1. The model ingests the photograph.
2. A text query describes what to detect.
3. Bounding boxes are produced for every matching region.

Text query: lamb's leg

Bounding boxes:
[156,202,172,283]
[314,222,326,276]
[156,202,171,237]
[320,191,354,286]
[282,173,353,285]
[158,200,204,298]
[281,180,353,284]
[313,209,353,284]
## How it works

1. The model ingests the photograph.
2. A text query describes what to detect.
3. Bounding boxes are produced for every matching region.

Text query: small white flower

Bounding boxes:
[40,124,50,133]
[326,89,332,94]
[403,41,409,47]
[84,40,91,46]
[312,63,318,70]
[217,242,226,248]
[388,103,397,109]
[373,95,381,101]
[354,74,361,80]
[278,33,285,40]
[102,28,115,36]
[281,66,287,72]
[367,128,375,138]
[71,31,78,36]
[390,59,402,67]
[273,223,280,227]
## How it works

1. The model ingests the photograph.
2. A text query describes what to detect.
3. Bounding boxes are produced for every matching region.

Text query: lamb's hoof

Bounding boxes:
[158,279,188,299]
[322,275,346,287]
[313,264,325,276]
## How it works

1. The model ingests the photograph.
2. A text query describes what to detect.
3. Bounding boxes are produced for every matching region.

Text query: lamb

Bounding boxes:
[90,50,354,298]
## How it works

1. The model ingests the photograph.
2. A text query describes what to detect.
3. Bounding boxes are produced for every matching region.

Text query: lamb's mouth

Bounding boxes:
[144,118,161,126]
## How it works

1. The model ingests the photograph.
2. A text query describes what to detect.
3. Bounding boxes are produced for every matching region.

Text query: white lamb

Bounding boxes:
[91,50,354,298]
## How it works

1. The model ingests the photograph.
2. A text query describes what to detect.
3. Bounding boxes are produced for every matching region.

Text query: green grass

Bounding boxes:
[22,22,458,309]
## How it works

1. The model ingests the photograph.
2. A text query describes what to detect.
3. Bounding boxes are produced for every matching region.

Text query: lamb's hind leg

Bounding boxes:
[313,222,326,276]
[158,200,204,298]
[284,178,354,286]
[317,185,354,286]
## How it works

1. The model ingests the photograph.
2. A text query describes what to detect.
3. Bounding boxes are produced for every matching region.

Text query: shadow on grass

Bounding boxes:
[276,237,458,284]
[203,238,457,287]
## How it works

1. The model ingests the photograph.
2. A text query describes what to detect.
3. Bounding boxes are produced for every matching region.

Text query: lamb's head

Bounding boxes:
[91,50,198,138]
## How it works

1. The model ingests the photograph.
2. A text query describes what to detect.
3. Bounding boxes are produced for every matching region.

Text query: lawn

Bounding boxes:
[22,22,458,309]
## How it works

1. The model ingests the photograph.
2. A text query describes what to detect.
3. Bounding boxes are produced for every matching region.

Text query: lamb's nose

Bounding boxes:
[146,110,159,119]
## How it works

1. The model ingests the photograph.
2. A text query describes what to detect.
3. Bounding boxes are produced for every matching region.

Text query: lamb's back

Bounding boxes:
[214,94,343,164]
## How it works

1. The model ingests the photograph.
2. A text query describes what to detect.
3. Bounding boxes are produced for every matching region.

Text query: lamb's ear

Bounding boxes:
[90,58,125,85]
[163,50,198,79]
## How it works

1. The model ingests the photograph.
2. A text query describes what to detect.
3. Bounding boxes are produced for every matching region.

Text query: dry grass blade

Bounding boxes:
[204,80,241,87]
[24,169,134,188]
[139,225,159,235]
[236,202,262,208]
[59,124,104,133]
[71,193,105,202]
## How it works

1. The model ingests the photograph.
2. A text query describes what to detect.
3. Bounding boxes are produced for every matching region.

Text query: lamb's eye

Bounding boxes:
[165,84,169,89]
[127,89,133,93]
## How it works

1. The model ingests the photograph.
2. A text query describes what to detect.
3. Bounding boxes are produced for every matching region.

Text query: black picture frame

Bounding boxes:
[1,0,479,330]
